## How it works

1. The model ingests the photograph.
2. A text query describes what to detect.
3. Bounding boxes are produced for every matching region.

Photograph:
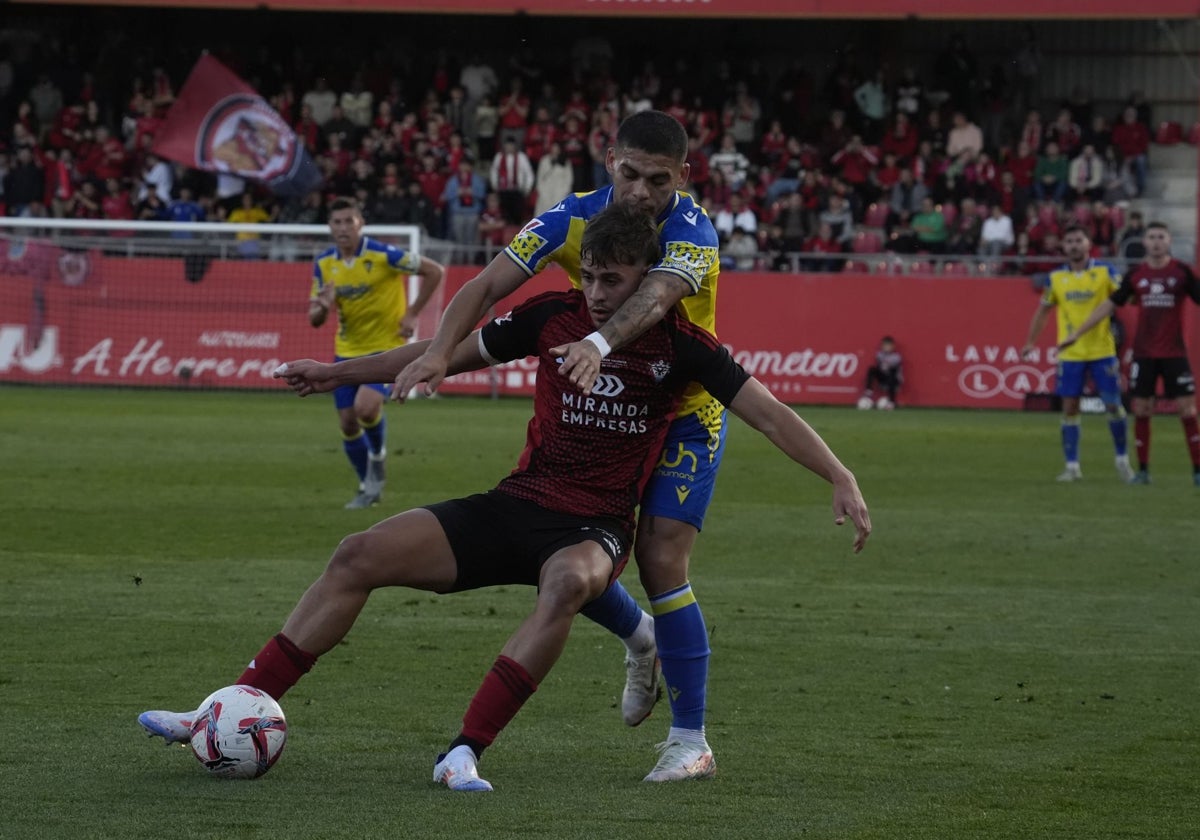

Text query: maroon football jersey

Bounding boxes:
[480,290,749,529]
[1113,259,1200,358]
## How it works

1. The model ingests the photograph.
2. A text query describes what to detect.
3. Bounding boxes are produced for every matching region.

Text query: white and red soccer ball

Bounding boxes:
[189,685,287,779]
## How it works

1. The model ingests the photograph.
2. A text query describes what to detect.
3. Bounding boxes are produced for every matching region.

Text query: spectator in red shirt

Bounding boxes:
[79,125,126,182]
[759,119,788,168]
[561,87,590,127]
[1044,108,1082,158]
[132,98,162,152]
[830,135,879,204]
[414,153,449,205]
[1110,105,1149,197]
[558,114,588,187]
[661,87,688,126]
[295,104,320,152]
[802,221,844,272]
[523,106,558,168]
[476,192,507,260]
[880,112,919,163]
[872,152,902,196]
[1002,140,1038,190]
[67,180,102,219]
[1018,109,1043,154]
[101,177,135,235]
[497,77,531,147]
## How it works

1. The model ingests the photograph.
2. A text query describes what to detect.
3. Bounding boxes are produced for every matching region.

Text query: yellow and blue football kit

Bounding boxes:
[1040,259,1128,473]
[1041,260,1121,399]
[312,236,422,409]
[312,236,421,490]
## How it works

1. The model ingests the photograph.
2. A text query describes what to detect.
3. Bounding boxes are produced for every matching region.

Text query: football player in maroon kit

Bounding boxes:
[139,203,871,792]
[1061,222,1200,484]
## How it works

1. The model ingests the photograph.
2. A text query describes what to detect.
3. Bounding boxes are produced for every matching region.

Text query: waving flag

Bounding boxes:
[154,54,322,196]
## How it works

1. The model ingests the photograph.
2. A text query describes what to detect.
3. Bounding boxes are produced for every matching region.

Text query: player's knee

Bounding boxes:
[539,561,607,614]
[634,520,694,578]
[326,531,387,587]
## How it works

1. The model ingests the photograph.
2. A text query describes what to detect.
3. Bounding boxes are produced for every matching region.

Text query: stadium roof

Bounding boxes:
[14,0,1200,17]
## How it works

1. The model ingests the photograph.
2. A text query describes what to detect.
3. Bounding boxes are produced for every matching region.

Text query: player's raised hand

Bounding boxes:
[315,283,336,311]
[1019,342,1037,361]
[548,338,603,394]
[273,359,336,397]
[392,351,448,401]
[831,478,871,554]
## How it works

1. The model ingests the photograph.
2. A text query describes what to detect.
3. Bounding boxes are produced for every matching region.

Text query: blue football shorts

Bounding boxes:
[333,354,391,410]
[640,407,728,531]
[1056,356,1121,403]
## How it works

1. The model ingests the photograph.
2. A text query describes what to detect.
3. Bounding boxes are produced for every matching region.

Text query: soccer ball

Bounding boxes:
[189,685,287,779]
[875,397,895,410]
[856,395,874,410]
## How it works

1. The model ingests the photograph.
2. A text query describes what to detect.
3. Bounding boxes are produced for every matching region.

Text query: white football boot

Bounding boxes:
[138,708,197,744]
[433,745,493,792]
[643,739,717,782]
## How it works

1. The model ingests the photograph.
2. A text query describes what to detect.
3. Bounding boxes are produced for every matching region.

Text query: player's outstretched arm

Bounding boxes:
[550,270,691,394]
[727,378,871,553]
[399,256,447,339]
[1021,303,1053,359]
[1059,298,1115,349]
[275,340,432,396]
[395,257,529,397]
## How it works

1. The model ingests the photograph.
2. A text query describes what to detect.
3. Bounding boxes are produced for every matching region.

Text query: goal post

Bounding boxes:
[0,217,441,390]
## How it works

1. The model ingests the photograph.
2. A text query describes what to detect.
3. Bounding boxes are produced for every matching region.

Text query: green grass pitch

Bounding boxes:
[1,386,1196,839]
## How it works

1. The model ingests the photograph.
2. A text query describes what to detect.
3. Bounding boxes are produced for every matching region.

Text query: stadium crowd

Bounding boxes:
[0,16,1164,270]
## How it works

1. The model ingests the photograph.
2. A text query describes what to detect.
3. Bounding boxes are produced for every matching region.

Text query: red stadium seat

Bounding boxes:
[852,230,884,254]
[939,202,958,226]
[906,260,934,275]
[1155,121,1183,145]
[1189,122,1200,146]
[941,260,972,276]
[843,260,871,273]
[864,202,890,228]
[1071,202,1093,225]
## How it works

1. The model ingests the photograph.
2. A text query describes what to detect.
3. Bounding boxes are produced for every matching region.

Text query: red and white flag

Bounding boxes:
[154,54,322,196]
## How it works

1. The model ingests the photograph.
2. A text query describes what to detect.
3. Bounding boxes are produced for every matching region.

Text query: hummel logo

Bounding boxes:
[247,659,257,670]
[670,686,682,702]
[682,210,698,226]
[591,374,625,397]
[675,485,691,504]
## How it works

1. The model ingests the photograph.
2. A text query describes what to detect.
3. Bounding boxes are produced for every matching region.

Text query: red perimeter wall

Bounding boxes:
[2,259,1197,409]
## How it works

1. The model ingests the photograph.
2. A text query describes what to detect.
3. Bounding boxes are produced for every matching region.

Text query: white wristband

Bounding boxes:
[584,331,612,359]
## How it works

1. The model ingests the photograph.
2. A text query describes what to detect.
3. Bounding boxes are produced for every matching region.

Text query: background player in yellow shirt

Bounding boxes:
[1021,225,1133,482]
[310,197,444,508]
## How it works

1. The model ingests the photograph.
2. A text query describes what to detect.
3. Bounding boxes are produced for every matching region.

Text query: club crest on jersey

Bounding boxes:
[196,94,299,182]
[649,360,671,382]
[363,260,373,273]
[509,219,548,264]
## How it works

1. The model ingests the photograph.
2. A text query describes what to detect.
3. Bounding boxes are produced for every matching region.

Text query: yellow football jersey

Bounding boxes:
[311,236,422,358]
[503,187,719,418]
[1042,261,1121,362]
